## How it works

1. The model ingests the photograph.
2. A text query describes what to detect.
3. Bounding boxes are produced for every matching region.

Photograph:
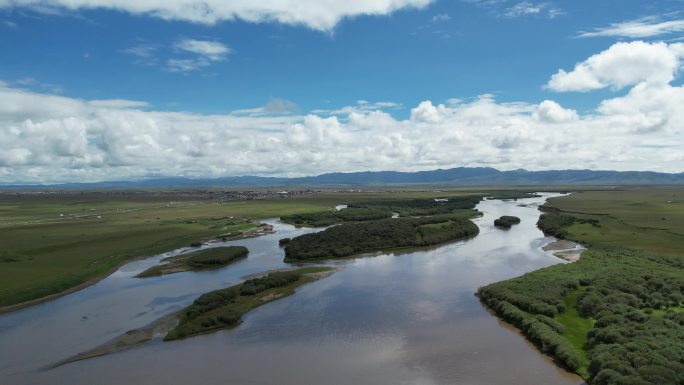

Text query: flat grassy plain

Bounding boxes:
[545,188,684,254]
[0,193,338,309]
[0,189,487,309]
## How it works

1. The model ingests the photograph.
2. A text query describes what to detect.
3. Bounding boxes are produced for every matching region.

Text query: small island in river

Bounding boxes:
[493,216,521,229]
[165,266,337,340]
[56,266,339,366]
[284,214,479,261]
[136,246,249,278]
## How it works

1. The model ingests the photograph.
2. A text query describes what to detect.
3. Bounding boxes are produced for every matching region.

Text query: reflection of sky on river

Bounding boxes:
[0,194,583,385]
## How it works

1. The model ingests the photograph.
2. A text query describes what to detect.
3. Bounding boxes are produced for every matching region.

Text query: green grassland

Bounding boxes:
[544,188,684,254]
[480,187,684,384]
[0,189,488,310]
[0,195,340,309]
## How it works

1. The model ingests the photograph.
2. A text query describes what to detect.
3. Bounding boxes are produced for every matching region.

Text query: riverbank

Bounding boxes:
[0,223,270,314]
[553,249,584,262]
[542,240,577,251]
[480,189,684,384]
[542,240,585,262]
[0,256,146,314]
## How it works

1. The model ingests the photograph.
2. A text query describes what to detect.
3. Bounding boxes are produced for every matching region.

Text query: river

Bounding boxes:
[0,193,583,385]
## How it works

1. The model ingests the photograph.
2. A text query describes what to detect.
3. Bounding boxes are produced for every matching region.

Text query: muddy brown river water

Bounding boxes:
[0,193,584,385]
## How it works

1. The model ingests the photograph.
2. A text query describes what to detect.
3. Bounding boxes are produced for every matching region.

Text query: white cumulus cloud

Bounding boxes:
[1,41,684,183]
[534,100,578,123]
[547,41,684,92]
[0,0,433,31]
[1,80,683,183]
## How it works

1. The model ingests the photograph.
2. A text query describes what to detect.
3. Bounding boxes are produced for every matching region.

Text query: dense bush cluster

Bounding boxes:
[186,246,249,269]
[165,271,303,340]
[281,207,392,227]
[239,271,300,295]
[282,196,484,227]
[486,299,581,369]
[479,249,684,384]
[537,213,577,239]
[494,216,521,229]
[284,215,479,261]
[486,191,541,200]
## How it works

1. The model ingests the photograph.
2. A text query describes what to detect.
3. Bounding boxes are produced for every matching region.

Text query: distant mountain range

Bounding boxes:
[3,167,684,189]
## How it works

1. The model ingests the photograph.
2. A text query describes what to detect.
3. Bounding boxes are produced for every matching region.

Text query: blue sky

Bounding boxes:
[1,0,684,182]
[2,0,679,114]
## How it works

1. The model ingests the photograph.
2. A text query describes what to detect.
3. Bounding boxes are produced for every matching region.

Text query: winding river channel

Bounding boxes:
[0,193,583,385]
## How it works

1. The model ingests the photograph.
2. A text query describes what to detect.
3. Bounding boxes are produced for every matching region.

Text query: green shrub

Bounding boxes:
[494,216,521,228]
[537,213,576,238]
[186,246,248,269]
[166,270,315,341]
[479,249,684,384]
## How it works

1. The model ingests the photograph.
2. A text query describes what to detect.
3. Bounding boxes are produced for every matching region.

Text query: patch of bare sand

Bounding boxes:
[553,249,584,263]
[542,240,578,251]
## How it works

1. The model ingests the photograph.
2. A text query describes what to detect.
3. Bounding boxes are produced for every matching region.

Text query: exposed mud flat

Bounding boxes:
[542,240,585,263]
[553,249,584,263]
[53,313,179,368]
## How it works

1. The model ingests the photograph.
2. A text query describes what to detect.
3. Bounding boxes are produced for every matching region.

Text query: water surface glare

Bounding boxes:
[0,194,583,385]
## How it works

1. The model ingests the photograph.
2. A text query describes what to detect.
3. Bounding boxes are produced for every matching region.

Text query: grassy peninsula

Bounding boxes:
[136,246,249,278]
[165,267,335,340]
[479,188,684,384]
